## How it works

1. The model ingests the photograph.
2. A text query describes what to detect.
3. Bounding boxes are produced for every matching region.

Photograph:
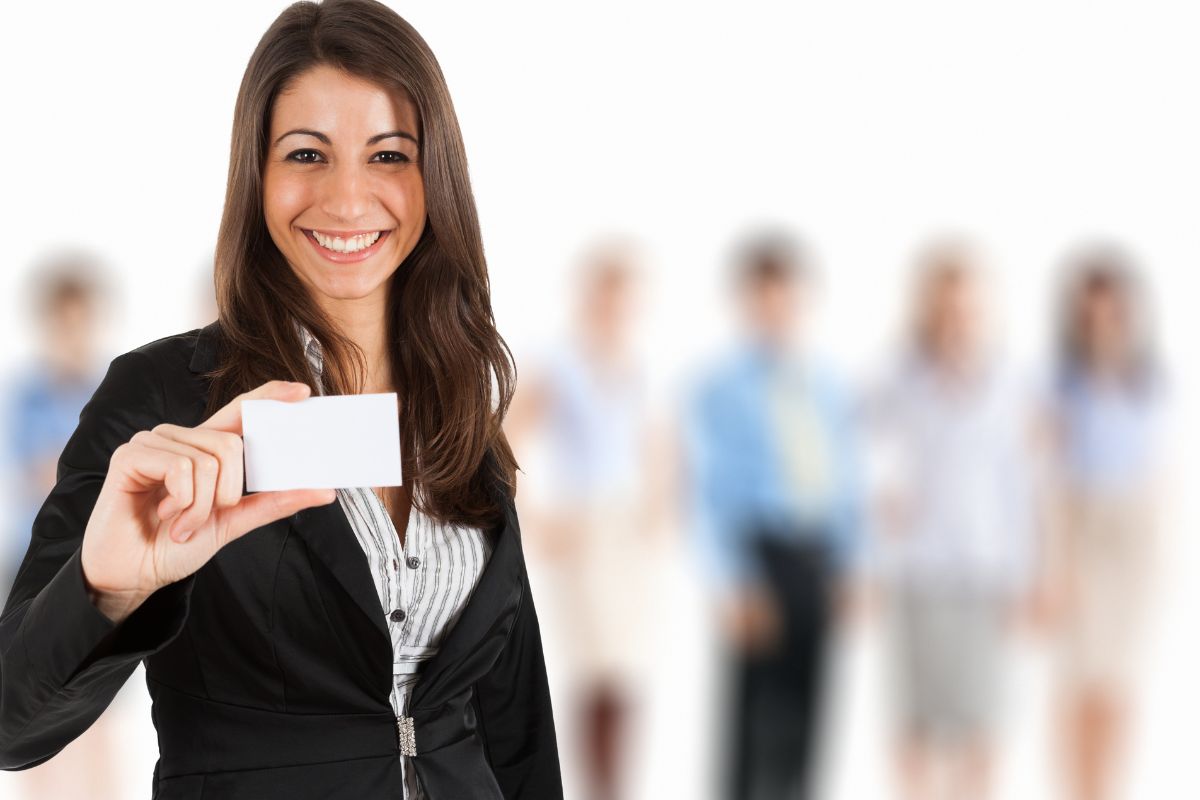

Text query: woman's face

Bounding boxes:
[263,64,425,313]
[924,269,983,361]
[1077,282,1129,363]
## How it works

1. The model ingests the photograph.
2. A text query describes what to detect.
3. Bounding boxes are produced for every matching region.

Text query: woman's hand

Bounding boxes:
[80,380,336,623]
[718,583,783,656]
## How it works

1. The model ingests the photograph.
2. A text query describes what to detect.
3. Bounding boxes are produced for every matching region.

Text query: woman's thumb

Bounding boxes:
[221,488,337,542]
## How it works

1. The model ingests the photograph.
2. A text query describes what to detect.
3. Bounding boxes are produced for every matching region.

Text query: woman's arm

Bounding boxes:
[473,567,564,799]
[0,350,197,770]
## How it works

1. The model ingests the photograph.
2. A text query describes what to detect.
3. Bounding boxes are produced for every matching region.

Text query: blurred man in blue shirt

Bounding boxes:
[1,261,109,603]
[683,230,863,800]
[0,253,118,799]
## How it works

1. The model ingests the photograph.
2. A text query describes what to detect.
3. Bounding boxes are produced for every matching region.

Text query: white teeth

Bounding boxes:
[311,230,383,253]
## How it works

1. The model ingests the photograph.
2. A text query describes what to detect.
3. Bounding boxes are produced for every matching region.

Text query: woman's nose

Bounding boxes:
[319,162,373,222]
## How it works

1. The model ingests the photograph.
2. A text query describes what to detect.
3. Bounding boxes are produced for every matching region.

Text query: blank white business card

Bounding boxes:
[242,392,403,492]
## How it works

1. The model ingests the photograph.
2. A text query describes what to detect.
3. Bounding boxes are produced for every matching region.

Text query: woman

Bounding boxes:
[505,238,663,800]
[0,1,563,798]
[867,240,1039,800]
[1044,245,1167,800]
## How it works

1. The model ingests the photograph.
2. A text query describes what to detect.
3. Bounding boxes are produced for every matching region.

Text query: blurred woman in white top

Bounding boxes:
[504,238,667,800]
[866,238,1041,800]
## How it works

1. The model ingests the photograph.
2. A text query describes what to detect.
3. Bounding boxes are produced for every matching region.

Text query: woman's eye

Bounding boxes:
[372,151,412,164]
[282,149,411,165]
[285,149,323,164]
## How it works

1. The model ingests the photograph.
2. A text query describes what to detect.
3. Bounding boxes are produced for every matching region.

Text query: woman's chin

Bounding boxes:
[310,271,390,301]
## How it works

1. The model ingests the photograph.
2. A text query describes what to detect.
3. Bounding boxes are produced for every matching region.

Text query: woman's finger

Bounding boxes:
[117,436,197,517]
[199,380,311,435]
[150,423,244,510]
[137,437,209,529]
[220,488,337,544]
[130,431,220,542]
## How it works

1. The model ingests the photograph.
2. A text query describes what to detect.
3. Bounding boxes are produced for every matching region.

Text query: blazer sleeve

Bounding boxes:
[0,350,197,771]
[473,566,564,799]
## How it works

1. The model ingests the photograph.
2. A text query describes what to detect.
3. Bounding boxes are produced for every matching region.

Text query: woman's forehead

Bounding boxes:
[272,65,419,139]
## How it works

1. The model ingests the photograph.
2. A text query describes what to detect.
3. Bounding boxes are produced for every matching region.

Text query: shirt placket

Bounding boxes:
[298,322,422,794]
[390,498,425,798]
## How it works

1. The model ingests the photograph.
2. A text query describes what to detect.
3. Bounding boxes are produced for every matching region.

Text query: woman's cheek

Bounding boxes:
[267,175,312,219]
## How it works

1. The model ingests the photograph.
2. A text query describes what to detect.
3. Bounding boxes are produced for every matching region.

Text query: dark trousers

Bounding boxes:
[724,531,835,800]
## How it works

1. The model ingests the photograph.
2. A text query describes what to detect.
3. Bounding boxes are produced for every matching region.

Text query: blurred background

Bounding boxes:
[2,1,1196,798]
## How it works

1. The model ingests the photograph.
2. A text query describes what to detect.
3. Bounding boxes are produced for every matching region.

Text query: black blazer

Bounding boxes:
[0,321,564,799]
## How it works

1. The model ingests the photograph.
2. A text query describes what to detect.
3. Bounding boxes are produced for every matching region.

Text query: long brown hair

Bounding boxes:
[1054,241,1159,396]
[203,0,517,529]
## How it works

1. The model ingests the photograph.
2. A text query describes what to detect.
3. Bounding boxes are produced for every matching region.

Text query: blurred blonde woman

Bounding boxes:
[505,239,665,800]
[866,240,1040,800]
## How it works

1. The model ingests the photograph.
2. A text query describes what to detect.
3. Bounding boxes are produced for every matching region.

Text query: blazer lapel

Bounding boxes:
[409,494,522,709]
[289,498,392,645]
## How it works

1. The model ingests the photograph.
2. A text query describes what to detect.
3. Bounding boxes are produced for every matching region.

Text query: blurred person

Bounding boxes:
[1041,244,1168,800]
[505,237,668,800]
[0,252,118,799]
[865,239,1040,800]
[1,253,112,601]
[682,229,864,800]
[0,2,562,798]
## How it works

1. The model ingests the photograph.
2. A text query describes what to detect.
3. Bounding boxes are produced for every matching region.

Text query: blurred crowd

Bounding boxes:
[0,230,1171,800]
[507,230,1170,800]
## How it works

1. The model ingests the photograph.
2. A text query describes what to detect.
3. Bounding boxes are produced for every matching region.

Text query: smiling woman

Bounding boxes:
[209,2,511,506]
[0,1,562,799]
[263,65,425,291]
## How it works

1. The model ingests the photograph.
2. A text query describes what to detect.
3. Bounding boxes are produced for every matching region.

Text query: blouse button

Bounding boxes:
[389,608,406,623]
[406,555,420,569]
[392,558,399,571]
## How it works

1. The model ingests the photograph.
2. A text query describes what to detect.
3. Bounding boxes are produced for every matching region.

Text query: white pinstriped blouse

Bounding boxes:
[296,321,494,799]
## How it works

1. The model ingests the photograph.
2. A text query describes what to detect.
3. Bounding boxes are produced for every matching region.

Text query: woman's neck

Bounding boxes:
[322,299,393,394]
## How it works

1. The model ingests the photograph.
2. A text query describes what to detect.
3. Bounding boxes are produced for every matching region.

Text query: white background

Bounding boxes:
[2,1,1196,797]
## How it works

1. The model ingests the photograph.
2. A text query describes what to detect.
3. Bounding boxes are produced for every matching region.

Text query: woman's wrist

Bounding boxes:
[81,566,148,624]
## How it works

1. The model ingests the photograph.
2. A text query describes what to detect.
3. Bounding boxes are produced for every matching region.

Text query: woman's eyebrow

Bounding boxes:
[272,128,419,146]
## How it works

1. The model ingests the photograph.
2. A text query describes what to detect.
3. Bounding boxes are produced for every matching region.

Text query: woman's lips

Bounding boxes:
[302,228,392,263]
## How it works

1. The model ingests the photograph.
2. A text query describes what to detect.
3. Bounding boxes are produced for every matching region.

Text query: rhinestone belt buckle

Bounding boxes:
[396,715,417,757]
